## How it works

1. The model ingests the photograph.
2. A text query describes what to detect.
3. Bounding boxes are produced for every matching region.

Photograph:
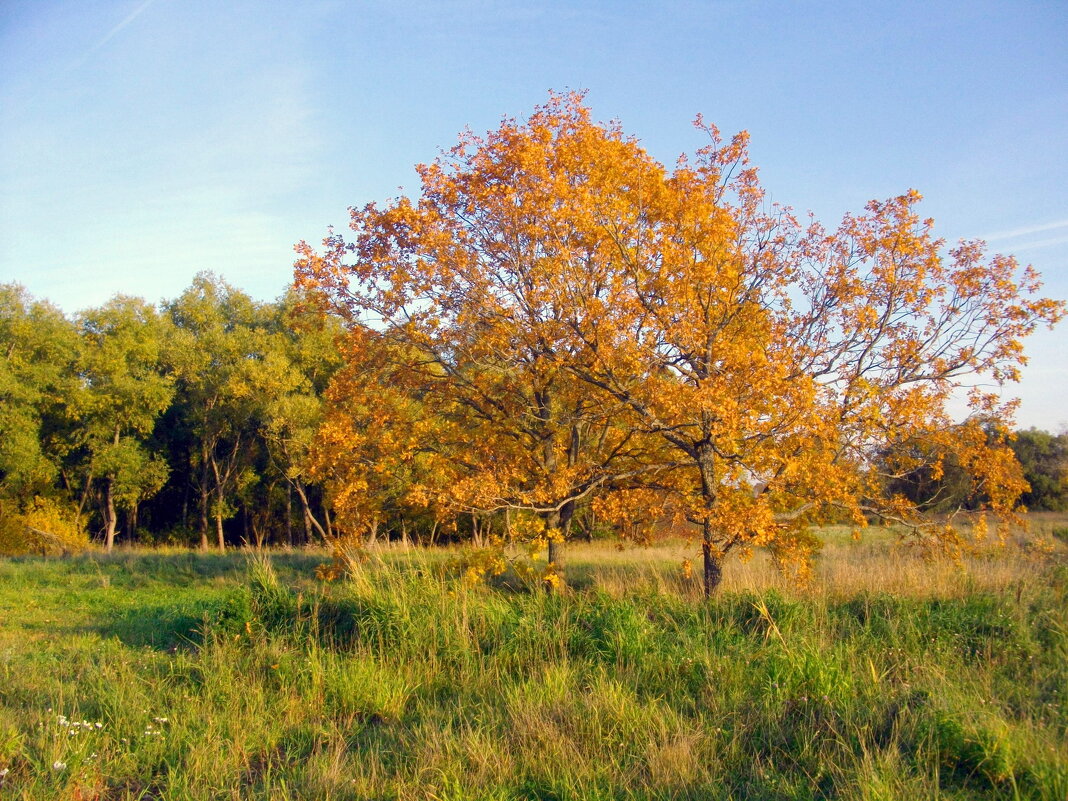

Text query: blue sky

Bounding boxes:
[1,0,1065,428]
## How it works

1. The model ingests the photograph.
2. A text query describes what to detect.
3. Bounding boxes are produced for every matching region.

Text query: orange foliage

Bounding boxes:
[296,92,1064,594]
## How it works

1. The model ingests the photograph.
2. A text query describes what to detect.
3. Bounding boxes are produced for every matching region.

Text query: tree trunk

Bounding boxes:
[286,484,293,547]
[215,512,225,551]
[696,440,722,597]
[547,537,561,568]
[128,501,139,543]
[367,517,379,547]
[293,481,327,541]
[472,513,483,548]
[104,478,118,552]
[76,472,92,520]
[545,500,574,571]
[702,520,723,598]
[545,508,560,568]
[198,455,210,551]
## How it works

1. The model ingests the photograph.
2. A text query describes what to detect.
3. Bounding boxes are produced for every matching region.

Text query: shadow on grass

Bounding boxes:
[77,550,330,650]
[83,549,329,587]
[96,599,220,650]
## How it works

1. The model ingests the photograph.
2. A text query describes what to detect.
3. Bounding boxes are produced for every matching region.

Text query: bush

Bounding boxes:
[0,496,88,555]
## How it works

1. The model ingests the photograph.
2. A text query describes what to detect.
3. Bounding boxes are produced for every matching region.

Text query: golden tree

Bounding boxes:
[298,92,1063,594]
[296,96,668,575]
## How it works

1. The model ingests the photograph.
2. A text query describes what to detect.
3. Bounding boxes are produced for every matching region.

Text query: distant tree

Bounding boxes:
[1011,428,1068,511]
[250,292,344,545]
[73,297,173,550]
[0,284,80,503]
[166,274,267,550]
[0,285,86,553]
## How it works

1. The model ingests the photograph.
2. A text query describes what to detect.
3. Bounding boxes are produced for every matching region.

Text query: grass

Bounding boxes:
[0,525,1066,800]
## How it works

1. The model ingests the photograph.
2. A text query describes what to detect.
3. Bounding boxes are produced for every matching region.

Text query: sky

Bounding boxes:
[1,0,1066,429]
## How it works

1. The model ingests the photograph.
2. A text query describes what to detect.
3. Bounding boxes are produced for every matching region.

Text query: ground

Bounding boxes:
[0,518,1066,800]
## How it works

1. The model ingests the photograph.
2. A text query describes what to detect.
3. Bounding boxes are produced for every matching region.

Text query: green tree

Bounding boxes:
[166,274,272,550]
[73,296,173,550]
[253,292,343,545]
[1011,428,1068,511]
[0,285,86,553]
[0,284,81,502]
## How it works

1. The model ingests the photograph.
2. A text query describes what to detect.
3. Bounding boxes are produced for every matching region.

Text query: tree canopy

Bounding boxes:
[297,92,1064,593]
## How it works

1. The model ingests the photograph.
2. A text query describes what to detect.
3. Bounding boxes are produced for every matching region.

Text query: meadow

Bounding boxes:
[0,520,1066,800]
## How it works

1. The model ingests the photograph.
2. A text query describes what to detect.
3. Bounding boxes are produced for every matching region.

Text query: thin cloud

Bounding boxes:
[997,234,1068,253]
[88,0,156,54]
[983,218,1068,242]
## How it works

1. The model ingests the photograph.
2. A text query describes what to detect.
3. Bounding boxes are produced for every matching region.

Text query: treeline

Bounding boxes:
[1,272,1066,554]
[0,273,343,551]
[890,428,1068,514]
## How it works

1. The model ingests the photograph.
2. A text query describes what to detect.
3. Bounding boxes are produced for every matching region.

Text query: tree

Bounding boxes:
[296,101,670,577]
[253,291,344,545]
[0,285,87,553]
[0,284,80,503]
[1011,428,1068,511]
[298,92,1064,594]
[72,297,173,550]
[166,274,268,550]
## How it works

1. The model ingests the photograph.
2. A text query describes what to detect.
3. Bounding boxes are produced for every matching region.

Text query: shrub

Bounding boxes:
[0,496,88,555]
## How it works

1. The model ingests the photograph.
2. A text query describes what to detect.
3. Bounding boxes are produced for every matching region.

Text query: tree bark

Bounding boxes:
[285,484,293,547]
[198,451,210,551]
[104,478,118,552]
[695,440,722,597]
[293,481,327,541]
[702,521,723,598]
[367,516,379,547]
[546,500,575,573]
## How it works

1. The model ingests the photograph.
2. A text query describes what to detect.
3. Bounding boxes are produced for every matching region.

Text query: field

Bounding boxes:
[0,521,1066,800]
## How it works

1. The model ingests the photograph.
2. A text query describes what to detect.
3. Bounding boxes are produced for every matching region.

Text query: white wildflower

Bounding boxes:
[52,761,66,771]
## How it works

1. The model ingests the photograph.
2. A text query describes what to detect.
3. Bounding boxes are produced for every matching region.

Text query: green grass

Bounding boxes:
[0,537,1066,800]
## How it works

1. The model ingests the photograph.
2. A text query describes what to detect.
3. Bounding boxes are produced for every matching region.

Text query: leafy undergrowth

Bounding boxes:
[0,546,1065,800]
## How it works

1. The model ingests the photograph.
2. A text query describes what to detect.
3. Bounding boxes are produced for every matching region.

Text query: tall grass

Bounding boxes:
[0,535,1065,799]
